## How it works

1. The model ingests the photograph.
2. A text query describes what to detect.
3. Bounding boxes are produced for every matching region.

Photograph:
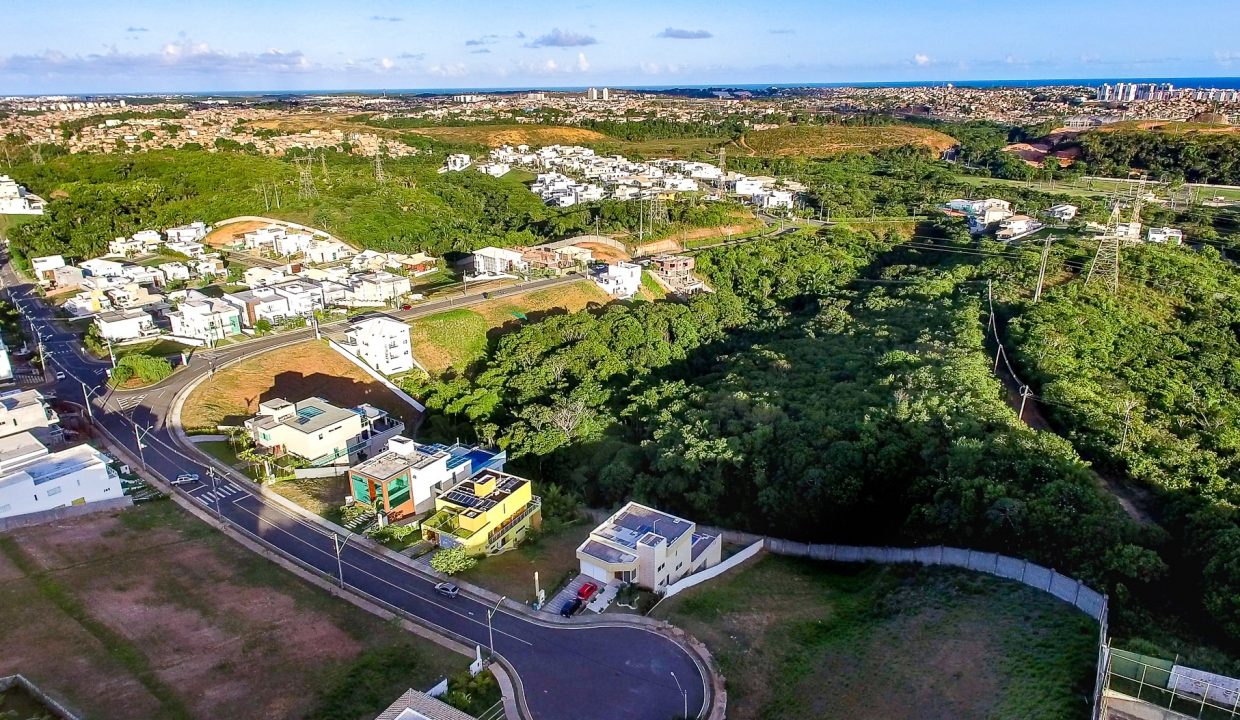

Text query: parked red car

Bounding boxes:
[577,581,599,602]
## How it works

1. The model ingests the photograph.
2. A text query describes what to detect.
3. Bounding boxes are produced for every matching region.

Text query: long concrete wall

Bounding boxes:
[326,338,426,412]
[663,540,764,598]
[0,496,133,532]
[539,234,628,253]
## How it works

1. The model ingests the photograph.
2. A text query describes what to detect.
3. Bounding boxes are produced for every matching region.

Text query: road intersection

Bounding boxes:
[0,258,713,720]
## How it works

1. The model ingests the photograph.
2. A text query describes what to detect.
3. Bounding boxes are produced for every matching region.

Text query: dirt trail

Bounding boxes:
[990,320,1155,525]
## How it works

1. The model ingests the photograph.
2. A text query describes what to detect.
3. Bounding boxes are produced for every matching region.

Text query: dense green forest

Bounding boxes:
[1004,243,1240,638]
[410,229,1166,627]
[1075,130,1240,185]
[577,116,748,141]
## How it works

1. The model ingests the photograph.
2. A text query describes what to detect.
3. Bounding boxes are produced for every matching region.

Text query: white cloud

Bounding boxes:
[380,57,394,70]
[913,53,931,66]
[576,52,590,72]
[640,61,661,74]
[1216,50,1239,66]
[524,28,597,48]
[428,62,468,77]
[0,39,315,78]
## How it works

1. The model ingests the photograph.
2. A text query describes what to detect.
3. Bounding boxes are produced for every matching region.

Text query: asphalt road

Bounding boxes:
[0,260,708,720]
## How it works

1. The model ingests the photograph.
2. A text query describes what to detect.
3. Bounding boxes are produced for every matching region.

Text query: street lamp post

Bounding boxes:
[132,423,151,470]
[487,595,506,659]
[670,671,688,720]
[332,532,353,589]
[80,381,103,424]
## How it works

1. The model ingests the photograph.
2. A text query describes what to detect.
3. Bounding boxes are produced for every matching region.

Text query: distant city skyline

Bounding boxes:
[3,0,1239,95]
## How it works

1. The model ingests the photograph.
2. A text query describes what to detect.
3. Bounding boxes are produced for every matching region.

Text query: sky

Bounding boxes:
[2,0,1239,95]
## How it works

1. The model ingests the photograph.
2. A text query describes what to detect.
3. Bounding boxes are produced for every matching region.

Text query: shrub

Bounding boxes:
[366,523,419,545]
[429,547,477,575]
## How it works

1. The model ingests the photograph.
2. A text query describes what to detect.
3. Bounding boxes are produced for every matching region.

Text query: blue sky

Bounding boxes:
[2,0,1238,94]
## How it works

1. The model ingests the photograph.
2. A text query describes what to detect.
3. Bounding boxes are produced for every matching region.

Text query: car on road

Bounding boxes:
[577,581,599,602]
[54,371,65,380]
[433,582,459,598]
[560,597,583,617]
[172,472,199,485]
[400,304,412,310]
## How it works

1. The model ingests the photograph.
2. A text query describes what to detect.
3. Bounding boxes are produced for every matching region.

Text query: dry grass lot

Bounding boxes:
[0,501,463,720]
[181,340,419,431]
[407,124,609,148]
[739,125,958,157]
[656,555,1098,720]
[409,280,611,374]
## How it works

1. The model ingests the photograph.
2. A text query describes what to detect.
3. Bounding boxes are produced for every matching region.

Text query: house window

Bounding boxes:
[47,486,62,497]
[0,504,9,513]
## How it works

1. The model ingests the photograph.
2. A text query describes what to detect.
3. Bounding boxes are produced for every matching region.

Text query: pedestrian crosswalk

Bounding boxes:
[116,394,147,411]
[197,481,243,504]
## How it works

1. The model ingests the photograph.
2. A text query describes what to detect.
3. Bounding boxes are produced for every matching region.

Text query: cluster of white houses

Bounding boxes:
[0,389,122,522]
[30,221,436,346]
[458,144,796,210]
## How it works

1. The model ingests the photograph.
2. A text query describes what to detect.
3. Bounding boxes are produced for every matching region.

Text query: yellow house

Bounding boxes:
[421,469,541,556]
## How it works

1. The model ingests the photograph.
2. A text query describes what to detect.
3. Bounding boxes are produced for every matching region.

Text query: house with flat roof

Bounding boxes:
[348,436,505,520]
[245,397,364,466]
[0,389,61,446]
[421,468,541,556]
[576,501,721,591]
[342,316,415,375]
[1147,227,1184,245]
[470,247,527,276]
[95,308,156,342]
[0,436,120,521]
[222,286,292,327]
[30,255,65,286]
[167,291,242,342]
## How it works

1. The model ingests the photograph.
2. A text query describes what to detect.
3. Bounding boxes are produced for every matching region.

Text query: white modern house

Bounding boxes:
[243,266,287,287]
[346,271,410,305]
[997,215,1043,242]
[165,221,208,243]
[1147,227,1184,245]
[30,256,66,286]
[0,436,121,521]
[0,339,13,385]
[95,309,156,342]
[271,280,324,316]
[168,291,242,342]
[1046,204,1078,222]
[245,397,366,465]
[0,175,44,215]
[753,189,794,210]
[443,154,472,172]
[79,258,126,278]
[222,287,292,327]
[576,502,721,591]
[165,240,207,258]
[470,247,527,276]
[157,261,192,282]
[342,316,414,375]
[594,262,642,299]
[0,389,61,445]
[305,239,353,264]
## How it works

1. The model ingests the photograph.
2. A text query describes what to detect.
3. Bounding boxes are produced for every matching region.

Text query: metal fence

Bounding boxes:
[1103,649,1240,719]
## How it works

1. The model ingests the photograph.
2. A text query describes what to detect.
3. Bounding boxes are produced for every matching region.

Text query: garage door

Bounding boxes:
[581,561,610,583]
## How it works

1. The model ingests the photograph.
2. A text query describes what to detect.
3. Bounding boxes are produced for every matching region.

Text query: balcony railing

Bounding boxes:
[487,497,541,551]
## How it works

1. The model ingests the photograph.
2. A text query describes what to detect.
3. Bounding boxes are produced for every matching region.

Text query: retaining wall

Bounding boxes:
[0,497,133,533]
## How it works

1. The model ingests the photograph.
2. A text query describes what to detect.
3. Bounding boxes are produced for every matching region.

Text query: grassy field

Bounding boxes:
[181,340,419,431]
[269,474,352,523]
[739,125,958,158]
[0,501,464,720]
[114,337,193,359]
[457,521,591,605]
[597,136,724,160]
[408,280,611,373]
[654,555,1099,720]
[407,124,609,148]
[639,270,667,301]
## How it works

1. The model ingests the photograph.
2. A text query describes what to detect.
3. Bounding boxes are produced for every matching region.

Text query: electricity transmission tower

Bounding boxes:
[374,152,386,184]
[715,147,727,199]
[650,192,667,227]
[297,155,317,198]
[1085,201,1123,294]
[29,144,44,165]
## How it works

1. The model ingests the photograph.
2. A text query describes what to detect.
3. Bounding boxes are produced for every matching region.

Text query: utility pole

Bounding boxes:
[1018,385,1033,420]
[332,532,353,588]
[374,152,386,185]
[132,423,150,470]
[1119,399,1138,453]
[208,467,222,519]
[80,381,102,424]
[1034,235,1053,303]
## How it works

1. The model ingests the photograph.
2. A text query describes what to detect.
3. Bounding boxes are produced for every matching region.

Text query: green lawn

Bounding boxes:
[408,308,489,373]
[457,521,591,606]
[654,555,1099,720]
[501,168,537,184]
[114,337,193,359]
[194,440,243,467]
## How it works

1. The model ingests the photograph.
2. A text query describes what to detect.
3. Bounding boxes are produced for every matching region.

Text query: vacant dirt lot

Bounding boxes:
[182,340,419,431]
[409,281,611,374]
[408,124,609,148]
[203,220,269,248]
[740,125,958,157]
[0,502,462,720]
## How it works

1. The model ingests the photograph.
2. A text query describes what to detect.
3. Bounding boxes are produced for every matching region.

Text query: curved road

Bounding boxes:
[0,260,709,720]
